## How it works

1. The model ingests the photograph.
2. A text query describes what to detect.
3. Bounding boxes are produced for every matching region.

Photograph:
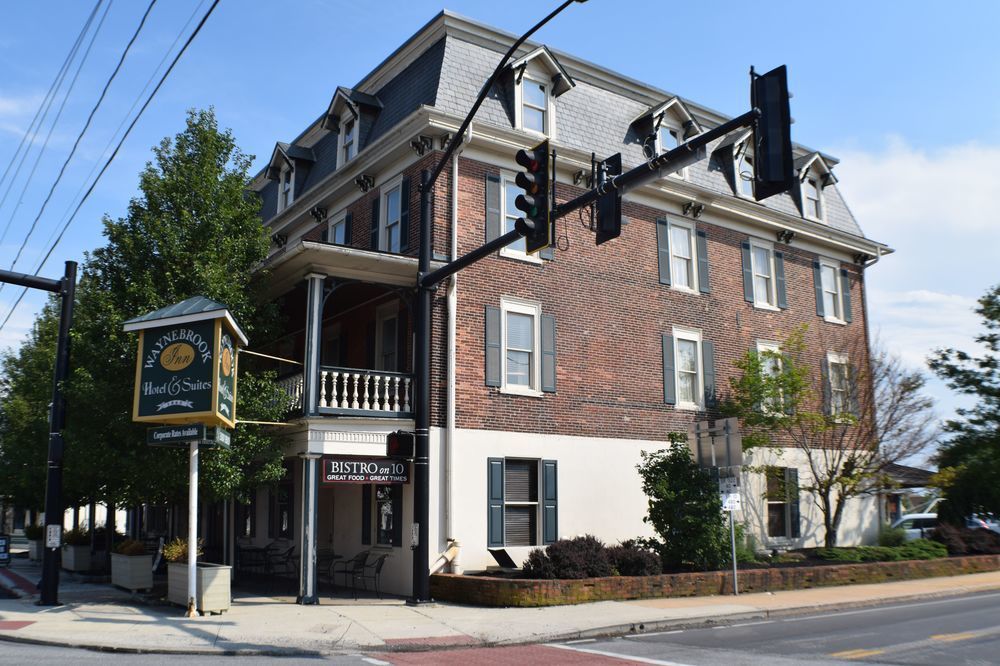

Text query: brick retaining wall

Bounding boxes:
[430,555,1000,607]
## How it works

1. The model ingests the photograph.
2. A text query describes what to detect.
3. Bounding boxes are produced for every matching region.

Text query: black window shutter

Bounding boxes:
[782,353,795,415]
[774,251,788,309]
[541,314,556,393]
[370,196,380,251]
[662,334,676,405]
[786,468,801,539]
[485,174,501,242]
[390,484,403,547]
[741,241,754,303]
[696,229,710,293]
[840,268,852,322]
[813,261,825,317]
[485,306,501,387]
[656,218,671,285]
[821,357,831,416]
[542,460,558,545]
[487,458,505,547]
[321,226,329,242]
[399,176,411,252]
[702,340,716,408]
[361,484,372,545]
[344,211,353,246]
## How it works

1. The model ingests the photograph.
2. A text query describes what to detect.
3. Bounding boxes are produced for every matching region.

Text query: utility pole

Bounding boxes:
[0,261,77,606]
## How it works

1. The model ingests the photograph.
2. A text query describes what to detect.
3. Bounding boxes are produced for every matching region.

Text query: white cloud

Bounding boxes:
[0,93,43,118]
[868,288,980,369]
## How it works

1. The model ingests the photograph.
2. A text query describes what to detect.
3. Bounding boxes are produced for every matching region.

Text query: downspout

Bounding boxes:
[445,125,472,573]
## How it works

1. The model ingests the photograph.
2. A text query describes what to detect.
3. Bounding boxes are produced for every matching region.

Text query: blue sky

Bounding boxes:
[1,0,998,444]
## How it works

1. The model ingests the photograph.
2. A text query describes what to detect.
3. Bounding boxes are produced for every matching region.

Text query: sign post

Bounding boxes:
[123,296,246,617]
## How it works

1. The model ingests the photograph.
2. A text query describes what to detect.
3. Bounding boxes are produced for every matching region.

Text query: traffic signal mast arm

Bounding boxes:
[552,108,759,222]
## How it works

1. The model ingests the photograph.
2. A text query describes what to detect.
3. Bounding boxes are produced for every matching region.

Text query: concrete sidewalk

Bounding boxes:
[1,557,999,656]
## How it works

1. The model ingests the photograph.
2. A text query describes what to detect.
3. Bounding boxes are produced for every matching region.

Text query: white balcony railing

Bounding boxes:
[277,367,412,416]
[277,374,304,411]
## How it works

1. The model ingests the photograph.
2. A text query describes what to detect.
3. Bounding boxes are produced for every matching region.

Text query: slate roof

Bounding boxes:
[255,12,870,241]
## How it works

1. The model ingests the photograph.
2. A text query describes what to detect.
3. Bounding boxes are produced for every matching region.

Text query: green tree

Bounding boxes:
[63,108,287,511]
[637,434,730,571]
[929,285,1000,523]
[724,328,936,547]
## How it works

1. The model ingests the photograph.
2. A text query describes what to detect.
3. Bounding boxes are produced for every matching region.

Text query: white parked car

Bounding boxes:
[891,513,938,541]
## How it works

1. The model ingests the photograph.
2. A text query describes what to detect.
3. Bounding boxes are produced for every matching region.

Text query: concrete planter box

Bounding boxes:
[111,553,153,592]
[27,540,41,562]
[167,562,231,614]
[62,544,91,572]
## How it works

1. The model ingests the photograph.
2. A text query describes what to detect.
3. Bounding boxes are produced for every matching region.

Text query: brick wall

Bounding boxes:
[430,555,1000,607]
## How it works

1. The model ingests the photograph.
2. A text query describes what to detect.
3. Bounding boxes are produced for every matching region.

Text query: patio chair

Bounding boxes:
[352,553,389,600]
[331,550,368,591]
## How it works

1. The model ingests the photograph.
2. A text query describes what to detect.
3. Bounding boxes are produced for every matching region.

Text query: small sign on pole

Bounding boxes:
[46,525,62,549]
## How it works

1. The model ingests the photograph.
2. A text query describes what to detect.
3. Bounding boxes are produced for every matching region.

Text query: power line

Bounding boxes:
[33,0,209,271]
[0,0,103,235]
[2,0,157,275]
[0,0,114,251]
[0,0,223,335]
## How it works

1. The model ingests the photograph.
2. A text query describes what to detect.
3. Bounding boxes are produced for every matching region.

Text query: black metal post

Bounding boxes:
[39,260,77,606]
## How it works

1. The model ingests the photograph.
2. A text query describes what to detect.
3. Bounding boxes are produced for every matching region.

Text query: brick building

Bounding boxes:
[240,11,891,600]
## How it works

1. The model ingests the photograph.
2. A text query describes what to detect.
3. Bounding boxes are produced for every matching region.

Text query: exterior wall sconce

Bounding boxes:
[410,135,433,155]
[355,174,375,192]
[776,229,796,244]
[682,201,704,218]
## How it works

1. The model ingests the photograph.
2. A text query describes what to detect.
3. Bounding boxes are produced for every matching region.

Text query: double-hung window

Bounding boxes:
[820,259,843,322]
[757,341,783,414]
[735,141,755,198]
[499,175,536,261]
[657,122,687,179]
[502,299,539,394]
[340,117,357,165]
[503,459,538,546]
[278,167,294,212]
[826,352,851,418]
[521,78,548,134]
[766,467,801,539]
[803,175,824,221]
[656,218,709,293]
[381,178,402,253]
[328,212,348,245]
[750,239,777,309]
[670,222,695,290]
[664,326,712,410]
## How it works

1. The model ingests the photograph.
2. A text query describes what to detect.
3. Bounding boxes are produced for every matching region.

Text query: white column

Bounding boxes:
[303,273,326,416]
[297,453,320,604]
[186,440,198,617]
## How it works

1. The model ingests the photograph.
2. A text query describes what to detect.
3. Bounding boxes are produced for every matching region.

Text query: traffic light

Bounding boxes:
[514,139,552,254]
[386,430,414,459]
[595,153,622,245]
[751,65,794,202]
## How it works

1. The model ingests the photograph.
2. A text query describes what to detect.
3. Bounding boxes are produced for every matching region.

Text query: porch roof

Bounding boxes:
[259,240,446,296]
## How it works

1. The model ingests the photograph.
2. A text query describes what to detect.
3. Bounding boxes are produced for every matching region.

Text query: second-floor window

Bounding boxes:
[521,78,548,134]
[751,240,776,308]
[278,167,294,212]
[819,259,843,322]
[827,352,851,418]
[329,213,347,245]
[670,221,695,290]
[382,180,402,253]
[757,341,784,414]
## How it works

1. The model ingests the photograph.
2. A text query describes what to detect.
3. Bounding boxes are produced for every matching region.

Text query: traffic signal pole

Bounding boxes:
[0,262,77,606]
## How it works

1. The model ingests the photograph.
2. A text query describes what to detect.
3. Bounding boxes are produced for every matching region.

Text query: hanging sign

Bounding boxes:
[322,457,410,484]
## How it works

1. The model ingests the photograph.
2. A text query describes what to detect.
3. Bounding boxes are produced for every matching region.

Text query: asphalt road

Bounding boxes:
[2,591,999,664]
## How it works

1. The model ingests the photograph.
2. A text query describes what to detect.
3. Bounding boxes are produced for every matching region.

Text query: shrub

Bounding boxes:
[814,541,946,563]
[878,527,907,548]
[522,535,613,579]
[162,538,202,563]
[815,547,862,563]
[637,440,730,571]
[63,528,90,546]
[963,528,1000,555]
[23,524,43,540]
[607,539,662,576]
[113,539,146,556]
[932,523,968,555]
[896,539,947,560]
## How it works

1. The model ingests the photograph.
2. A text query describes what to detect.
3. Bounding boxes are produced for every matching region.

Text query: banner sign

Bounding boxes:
[322,457,410,484]
[131,316,239,428]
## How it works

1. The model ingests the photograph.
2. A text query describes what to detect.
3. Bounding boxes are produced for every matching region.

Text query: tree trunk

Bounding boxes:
[822,493,837,548]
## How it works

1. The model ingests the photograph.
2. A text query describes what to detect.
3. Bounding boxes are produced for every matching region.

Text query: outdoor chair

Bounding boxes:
[331,550,368,591]
[352,553,389,600]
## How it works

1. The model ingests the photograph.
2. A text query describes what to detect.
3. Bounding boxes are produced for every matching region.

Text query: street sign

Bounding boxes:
[146,424,231,448]
[722,493,742,512]
[689,417,743,468]
[46,524,61,549]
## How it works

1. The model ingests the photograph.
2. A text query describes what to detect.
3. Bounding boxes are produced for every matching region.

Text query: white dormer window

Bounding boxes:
[657,123,686,180]
[803,174,823,221]
[339,115,358,166]
[520,77,549,135]
[278,167,294,212]
[735,140,755,199]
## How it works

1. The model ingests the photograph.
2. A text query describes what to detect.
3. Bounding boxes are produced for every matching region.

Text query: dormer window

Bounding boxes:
[278,167,294,212]
[735,140,755,199]
[803,173,823,221]
[795,153,837,223]
[519,76,549,135]
[340,116,357,165]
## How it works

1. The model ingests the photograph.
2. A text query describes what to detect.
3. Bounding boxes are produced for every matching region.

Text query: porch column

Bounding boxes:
[297,452,321,604]
[302,273,326,416]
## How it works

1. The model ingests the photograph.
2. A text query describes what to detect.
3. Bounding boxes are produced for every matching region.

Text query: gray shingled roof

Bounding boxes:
[124,296,231,325]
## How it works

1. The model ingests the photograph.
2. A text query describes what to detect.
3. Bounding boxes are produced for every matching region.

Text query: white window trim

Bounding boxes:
[734,139,755,199]
[327,210,347,245]
[756,340,783,415]
[514,70,555,138]
[749,237,779,311]
[802,170,825,222]
[819,257,846,325]
[667,218,698,294]
[655,120,688,180]
[338,112,359,167]
[672,325,703,411]
[499,172,542,264]
[379,174,404,253]
[827,351,851,420]
[500,297,543,397]
[277,165,294,213]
